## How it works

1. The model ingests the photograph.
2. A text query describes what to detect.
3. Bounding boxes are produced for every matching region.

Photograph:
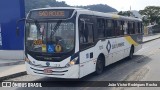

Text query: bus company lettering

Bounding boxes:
[39,11,65,17]
[112,42,124,49]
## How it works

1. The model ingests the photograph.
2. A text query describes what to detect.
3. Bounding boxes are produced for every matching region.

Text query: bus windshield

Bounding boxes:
[25,20,75,53]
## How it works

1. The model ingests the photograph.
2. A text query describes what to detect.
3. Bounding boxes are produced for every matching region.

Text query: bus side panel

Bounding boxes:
[79,37,132,78]
[79,48,97,78]
[0,0,25,50]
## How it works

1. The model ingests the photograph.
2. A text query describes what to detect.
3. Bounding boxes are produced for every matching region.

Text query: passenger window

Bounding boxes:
[114,20,121,36]
[124,21,128,34]
[97,18,105,38]
[105,20,114,37]
[138,22,142,33]
[120,21,124,35]
[135,22,138,34]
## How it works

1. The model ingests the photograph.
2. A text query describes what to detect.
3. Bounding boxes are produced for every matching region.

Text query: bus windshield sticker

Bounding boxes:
[47,44,54,53]
[33,39,43,45]
[55,44,62,53]
[42,44,47,52]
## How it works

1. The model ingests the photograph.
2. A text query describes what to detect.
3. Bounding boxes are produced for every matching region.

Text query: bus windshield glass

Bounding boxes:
[25,19,75,53]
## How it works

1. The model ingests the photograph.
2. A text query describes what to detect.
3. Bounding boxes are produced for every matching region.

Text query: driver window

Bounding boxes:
[79,20,94,50]
[80,23,88,43]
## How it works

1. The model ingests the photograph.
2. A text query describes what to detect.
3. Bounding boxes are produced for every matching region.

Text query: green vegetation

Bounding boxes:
[77,4,117,13]
[118,11,133,17]
[139,6,160,25]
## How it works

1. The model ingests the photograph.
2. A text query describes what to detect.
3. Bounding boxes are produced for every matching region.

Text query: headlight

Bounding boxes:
[65,57,78,67]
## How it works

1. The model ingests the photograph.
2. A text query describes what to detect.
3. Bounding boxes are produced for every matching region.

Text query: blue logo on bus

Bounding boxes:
[106,40,111,53]
[47,44,54,53]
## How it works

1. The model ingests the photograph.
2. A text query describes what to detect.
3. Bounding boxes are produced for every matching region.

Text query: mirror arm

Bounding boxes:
[16,18,26,36]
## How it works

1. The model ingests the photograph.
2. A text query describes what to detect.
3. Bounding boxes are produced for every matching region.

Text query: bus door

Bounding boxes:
[78,16,95,77]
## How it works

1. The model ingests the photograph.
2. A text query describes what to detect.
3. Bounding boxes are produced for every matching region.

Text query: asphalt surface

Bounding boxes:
[0,66,16,73]
[2,38,160,90]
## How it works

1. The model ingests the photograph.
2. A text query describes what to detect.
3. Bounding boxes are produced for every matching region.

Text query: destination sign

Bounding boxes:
[29,9,74,19]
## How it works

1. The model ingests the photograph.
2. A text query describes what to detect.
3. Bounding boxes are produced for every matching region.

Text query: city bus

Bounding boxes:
[22,7,143,78]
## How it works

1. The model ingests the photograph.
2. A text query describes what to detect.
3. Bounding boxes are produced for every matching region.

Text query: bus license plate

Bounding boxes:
[44,68,53,74]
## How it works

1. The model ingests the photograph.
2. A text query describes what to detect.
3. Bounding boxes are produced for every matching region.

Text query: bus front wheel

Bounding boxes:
[95,56,104,75]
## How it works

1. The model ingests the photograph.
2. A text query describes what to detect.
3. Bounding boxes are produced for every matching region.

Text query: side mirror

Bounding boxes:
[16,18,26,37]
[16,27,20,36]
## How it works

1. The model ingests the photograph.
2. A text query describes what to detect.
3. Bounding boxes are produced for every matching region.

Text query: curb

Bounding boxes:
[143,37,160,43]
[0,61,25,67]
[0,71,27,81]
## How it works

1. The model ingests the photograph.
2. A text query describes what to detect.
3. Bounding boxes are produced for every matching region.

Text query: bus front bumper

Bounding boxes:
[25,62,79,79]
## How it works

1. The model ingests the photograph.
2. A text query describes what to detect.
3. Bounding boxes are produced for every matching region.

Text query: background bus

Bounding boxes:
[22,7,143,78]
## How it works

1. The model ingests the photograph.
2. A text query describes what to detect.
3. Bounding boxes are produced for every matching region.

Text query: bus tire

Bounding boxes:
[128,46,134,59]
[95,56,104,75]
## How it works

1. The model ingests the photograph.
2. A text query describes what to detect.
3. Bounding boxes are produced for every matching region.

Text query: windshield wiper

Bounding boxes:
[50,20,62,40]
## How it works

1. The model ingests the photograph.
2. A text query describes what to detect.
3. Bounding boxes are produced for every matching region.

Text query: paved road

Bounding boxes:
[0,66,16,73]
[2,38,160,90]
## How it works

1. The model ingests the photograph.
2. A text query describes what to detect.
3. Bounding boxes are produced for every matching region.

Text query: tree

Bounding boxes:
[118,11,134,17]
[139,6,160,25]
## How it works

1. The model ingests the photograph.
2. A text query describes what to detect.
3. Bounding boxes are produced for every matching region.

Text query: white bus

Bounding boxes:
[23,7,143,79]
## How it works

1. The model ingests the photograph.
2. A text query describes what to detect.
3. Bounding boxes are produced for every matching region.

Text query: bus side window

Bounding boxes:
[128,22,134,34]
[120,21,124,35]
[128,22,131,34]
[87,24,94,43]
[134,22,138,34]
[105,19,113,37]
[79,22,94,44]
[97,18,105,38]
[124,21,128,35]
[131,22,135,34]
[138,22,142,33]
[115,20,122,36]
[79,22,86,43]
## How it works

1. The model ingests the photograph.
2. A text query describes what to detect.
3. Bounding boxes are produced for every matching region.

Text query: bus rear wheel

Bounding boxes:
[128,46,134,59]
[95,56,104,75]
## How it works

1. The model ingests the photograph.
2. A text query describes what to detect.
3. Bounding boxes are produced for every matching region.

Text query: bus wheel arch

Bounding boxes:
[95,53,105,75]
